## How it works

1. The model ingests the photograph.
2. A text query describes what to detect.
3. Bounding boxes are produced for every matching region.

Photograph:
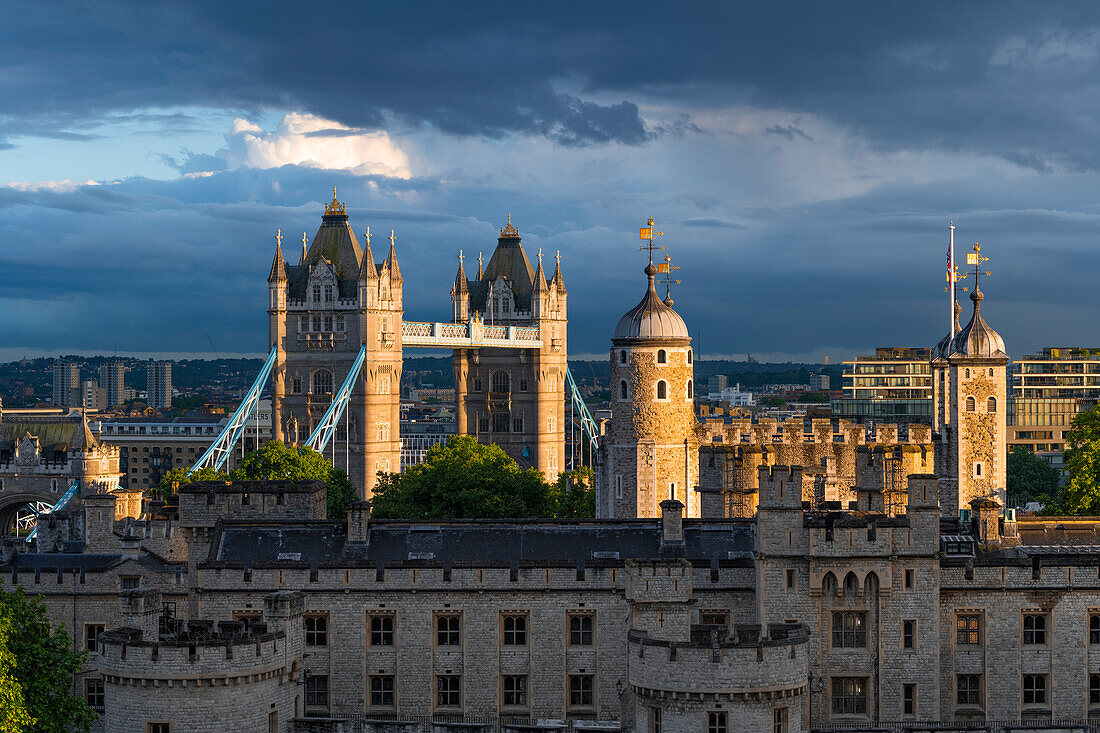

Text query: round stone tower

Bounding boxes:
[603,254,699,518]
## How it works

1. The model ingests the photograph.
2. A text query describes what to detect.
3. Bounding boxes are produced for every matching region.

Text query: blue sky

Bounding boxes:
[2,1,1099,361]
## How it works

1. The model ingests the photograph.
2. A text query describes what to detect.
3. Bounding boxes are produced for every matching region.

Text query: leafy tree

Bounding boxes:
[799,392,829,404]
[229,442,357,519]
[550,467,596,518]
[156,442,358,519]
[0,599,32,732]
[0,583,95,732]
[761,396,786,408]
[372,436,580,519]
[154,466,225,501]
[1044,405,1100,515]
[1006,447,1060,508]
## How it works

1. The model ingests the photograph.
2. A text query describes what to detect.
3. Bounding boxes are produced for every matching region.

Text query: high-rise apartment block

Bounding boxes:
[98,361,125,409]
[1008,347,1100,468]
[145,361,172,409]
[80,379,104,411]
[832,347,933,424]
[52,361,80,407]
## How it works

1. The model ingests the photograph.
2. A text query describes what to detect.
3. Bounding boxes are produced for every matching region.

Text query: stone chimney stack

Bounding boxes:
[971,497,1002,546]
[347,501,371,544]
[120,589,162,642]
[83,493,119,552]
[659,499,685,548]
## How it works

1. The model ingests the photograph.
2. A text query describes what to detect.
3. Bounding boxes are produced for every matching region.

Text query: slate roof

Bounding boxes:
[468,231,538,313]
[206,519,756,569]
[0,411,101,457]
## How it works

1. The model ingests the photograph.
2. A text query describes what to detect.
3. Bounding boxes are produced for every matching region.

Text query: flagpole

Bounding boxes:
[949,221,956,339]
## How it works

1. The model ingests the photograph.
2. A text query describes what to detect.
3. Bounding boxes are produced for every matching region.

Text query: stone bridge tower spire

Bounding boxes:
[451,216,566,478]
[270,189,401,498]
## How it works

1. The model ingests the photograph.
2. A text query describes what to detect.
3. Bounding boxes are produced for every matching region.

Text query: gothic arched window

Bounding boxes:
[965,396,975,412]
[313,285,321,302]
[687,350,693,364]
[491,371,510,394]
[312,369,333,395]
[292,376,302,394]
[687,380,693,399]
[987,397,997,413]
[324,284,333,303]
[620,380,628,400]
[657,349,667,364]
[657,380,667,400]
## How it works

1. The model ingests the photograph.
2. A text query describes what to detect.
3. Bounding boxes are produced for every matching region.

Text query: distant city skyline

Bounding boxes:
[4,3,1100,361]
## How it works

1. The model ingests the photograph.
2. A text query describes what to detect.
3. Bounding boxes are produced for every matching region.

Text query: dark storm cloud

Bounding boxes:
[4,1,1100,161]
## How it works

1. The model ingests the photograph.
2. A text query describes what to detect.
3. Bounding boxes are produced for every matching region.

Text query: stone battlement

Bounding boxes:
[98,625,288,680]
[628,623,808,697]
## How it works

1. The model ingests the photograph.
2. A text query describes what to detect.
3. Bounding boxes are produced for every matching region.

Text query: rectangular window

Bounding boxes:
[502,675,527,707]
[370,675,395,708]
[369,614,394,646]
[701,613,728,627]
[569,614,594,646]
[85,678,104,713]
[831,677,868,716]
[902,684,916,716]
[956,674,981,707]
[1023,614,1047,645]
[568,674,594,708]
[304,615,327,646]
[773,707,788,733]
[478,416,490,433]
[902,620,915,649]
[1023,674,1047,705]
[85,623,105,652]
[1091,614,1100,645]
[436,614,461,646]
[649,706,662,733]
[148,725,170,733]
[1091,674,1100,707]
[956,614,980,645]
[305,675,329,708]
[502,614,527,646]
[707,711,728,733]
[512,416,524,433]
[786,569,796,589]
[831,611,867,648]
[436,675,461,708]
[121,576,140,590]
[904,569,914,589]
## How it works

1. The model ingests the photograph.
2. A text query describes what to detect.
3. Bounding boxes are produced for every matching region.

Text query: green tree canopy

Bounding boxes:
[157,442,357,519]
[371,436,595,519]
[1006,447,1060,508]
[1044,405,1100,515]
[0,583,94,732]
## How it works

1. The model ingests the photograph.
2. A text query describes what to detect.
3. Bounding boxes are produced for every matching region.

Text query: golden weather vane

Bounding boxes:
[658,253,681,300]
[638,216,665,264]
[965,242,992,289]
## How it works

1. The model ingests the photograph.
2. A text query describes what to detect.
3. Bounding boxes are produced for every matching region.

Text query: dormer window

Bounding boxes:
[324,285,333,303]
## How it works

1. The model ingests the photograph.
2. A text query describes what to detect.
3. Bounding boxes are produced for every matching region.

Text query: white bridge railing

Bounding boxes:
[402,319,541,349]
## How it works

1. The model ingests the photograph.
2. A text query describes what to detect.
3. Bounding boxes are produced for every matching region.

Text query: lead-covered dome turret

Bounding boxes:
[613,262,690,342]
[948,288,1007,359]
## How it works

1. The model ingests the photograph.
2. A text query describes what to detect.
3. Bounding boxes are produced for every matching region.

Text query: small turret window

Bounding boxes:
[619,350,627,364]
[965,368,970,379]
[687,380,693,399]
[657,349,667,364]
[620,381,629,400]
[687,350,692,364]
[965,396,975,412]
[988,368,994,377]
[987,397,996,413]
[657,380,667,400]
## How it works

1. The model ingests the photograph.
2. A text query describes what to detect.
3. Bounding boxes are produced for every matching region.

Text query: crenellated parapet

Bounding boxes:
[629,623,809,733]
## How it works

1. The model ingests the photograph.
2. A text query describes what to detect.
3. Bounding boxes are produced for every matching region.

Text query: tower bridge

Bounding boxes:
[258,191,583,497]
